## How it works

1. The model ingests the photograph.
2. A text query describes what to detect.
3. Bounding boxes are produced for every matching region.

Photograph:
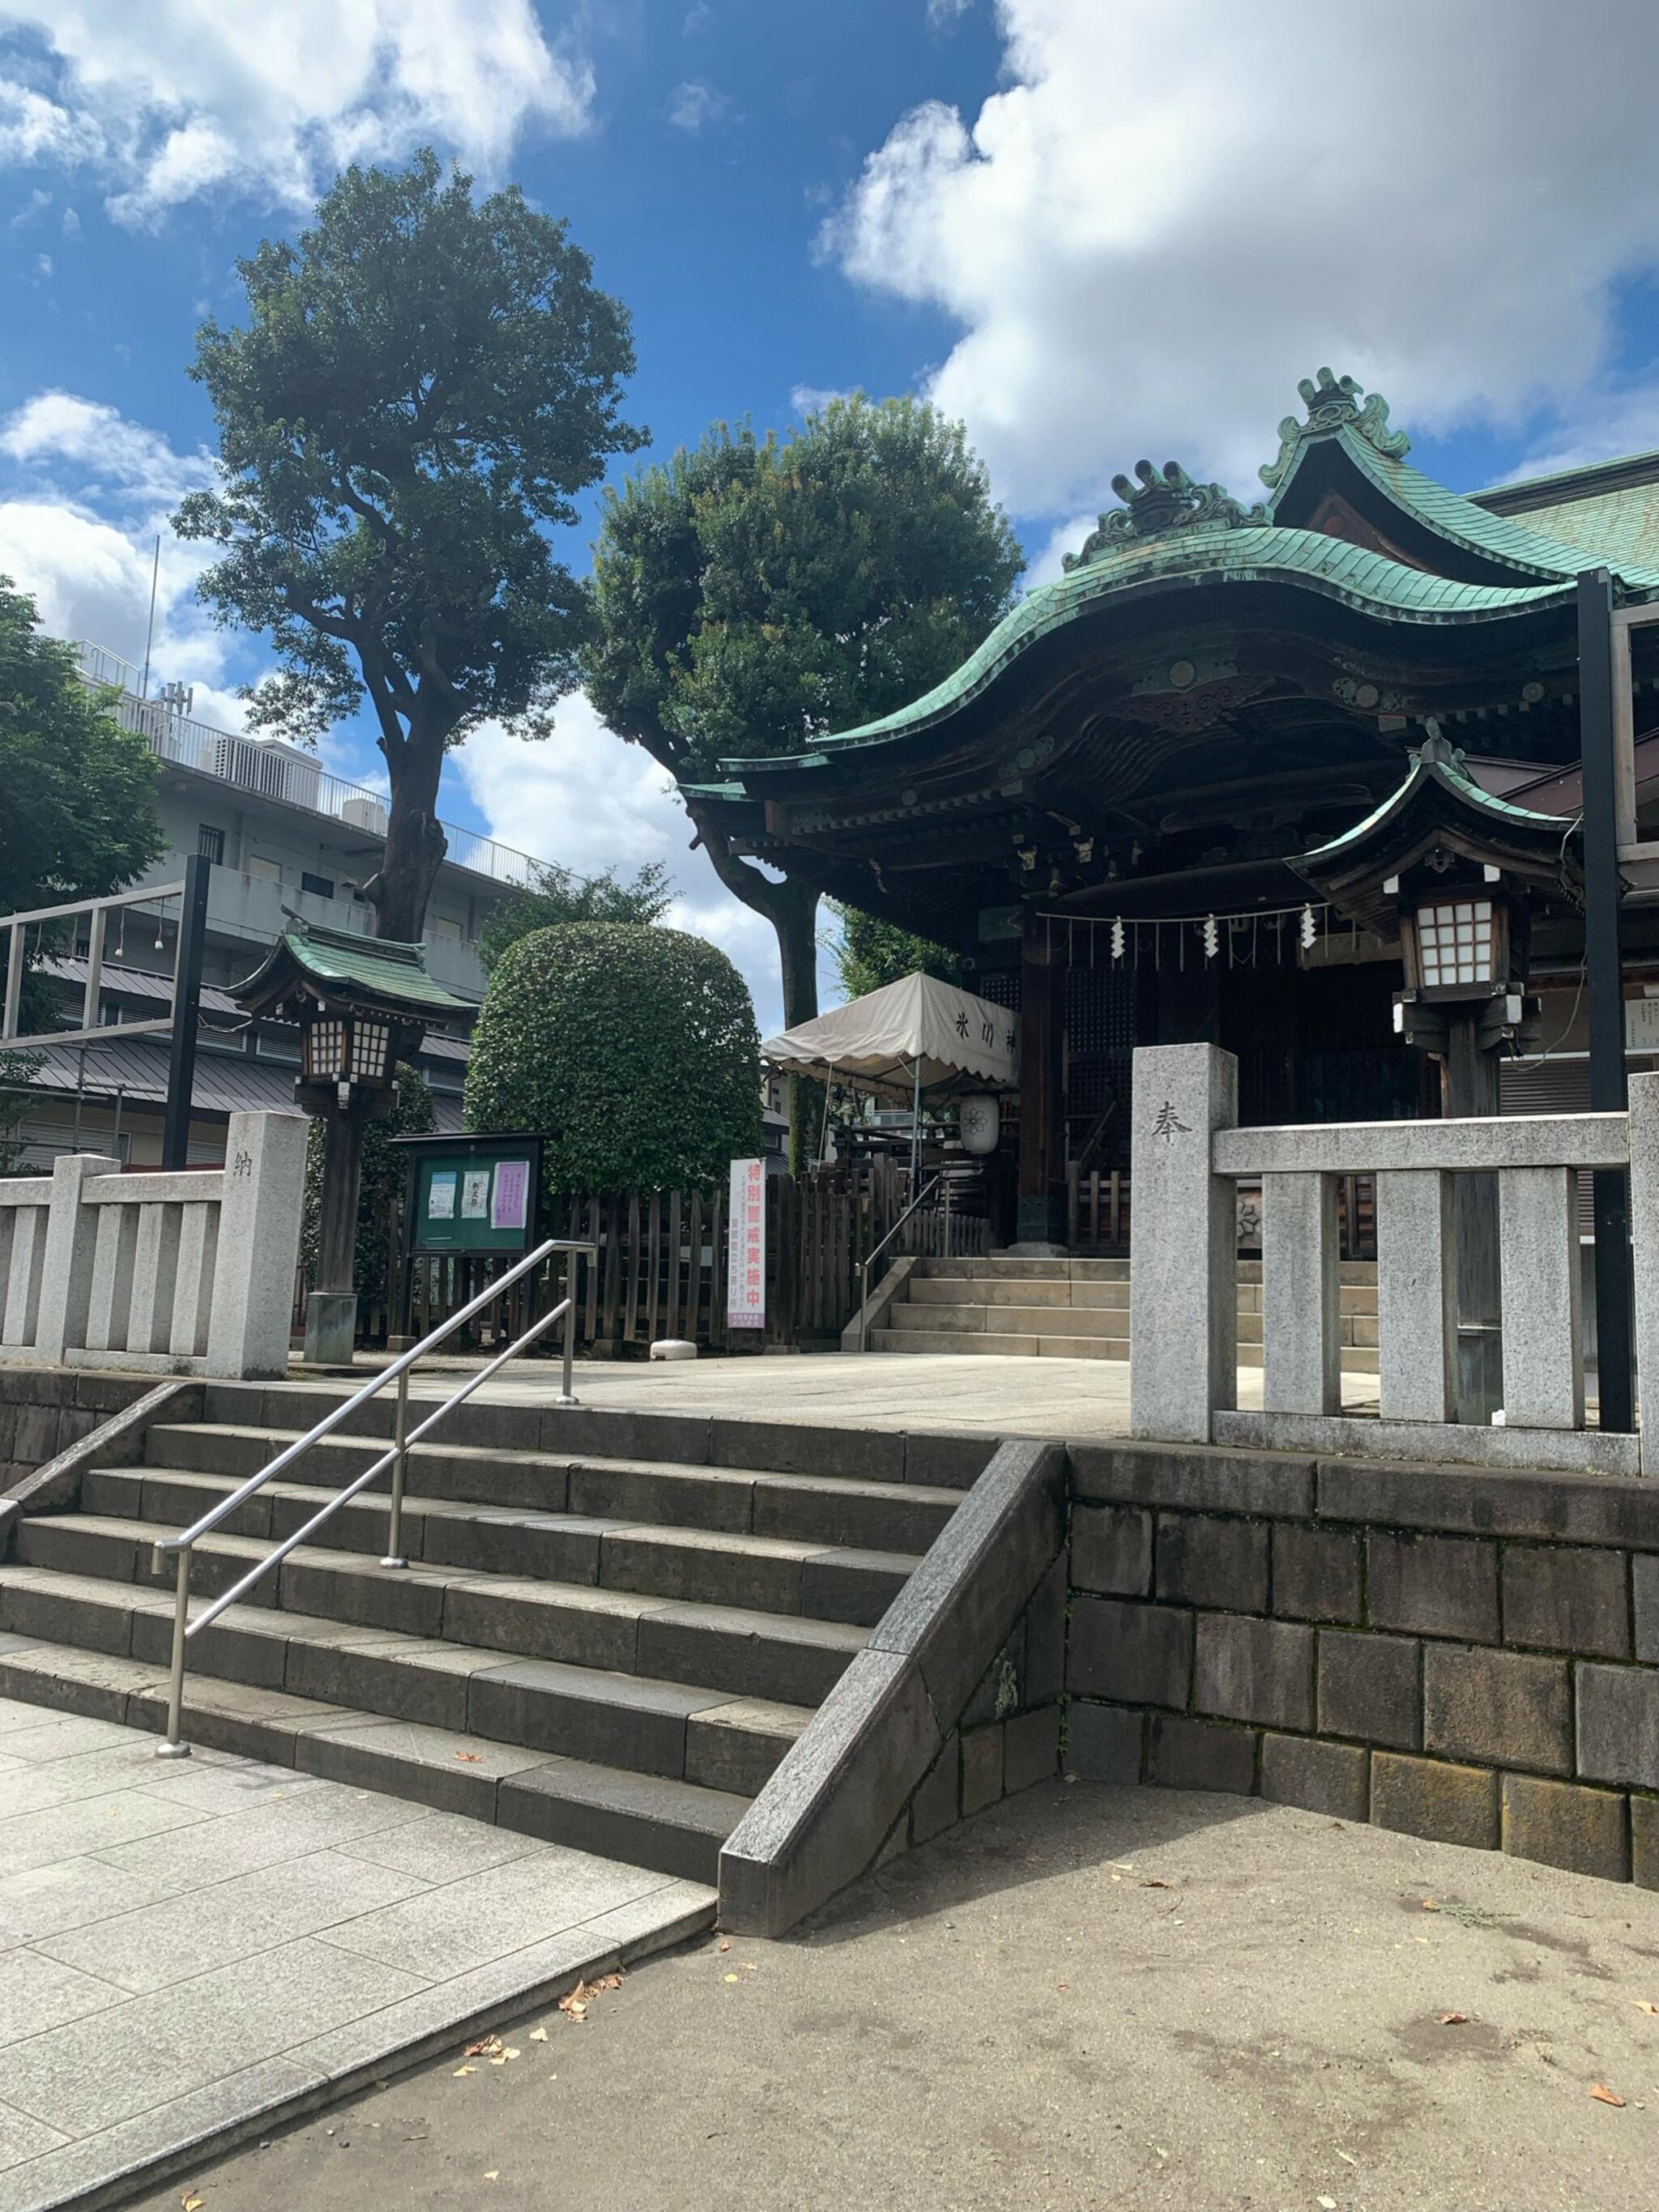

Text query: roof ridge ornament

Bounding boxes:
[1259,365,1412,489]
[1063,459,1267,570]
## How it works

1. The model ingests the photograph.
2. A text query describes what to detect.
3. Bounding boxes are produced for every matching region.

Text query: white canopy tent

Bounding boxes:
[761,971,1018,1178]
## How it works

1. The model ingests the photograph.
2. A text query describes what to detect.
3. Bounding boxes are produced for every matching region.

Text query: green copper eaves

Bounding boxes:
[705,524,1605,781]
[235,923,471,1019]
[1303,729,1576,866]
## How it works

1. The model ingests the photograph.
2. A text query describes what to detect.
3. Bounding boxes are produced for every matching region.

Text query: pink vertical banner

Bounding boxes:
[727,1157,766,1329]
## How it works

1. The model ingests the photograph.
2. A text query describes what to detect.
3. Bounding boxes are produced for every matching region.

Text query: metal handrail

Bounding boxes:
[151,1235,596,1757]
[854,1174,944,1354]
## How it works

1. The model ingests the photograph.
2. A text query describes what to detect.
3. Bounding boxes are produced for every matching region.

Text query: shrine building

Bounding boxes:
[690,369,1659,1251]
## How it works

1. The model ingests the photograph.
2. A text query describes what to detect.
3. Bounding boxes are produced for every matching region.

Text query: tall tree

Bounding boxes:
[175,149,645,944]
[831,901,961,1002]
[0,577,164,1034]
[479,858,671,974]
[582,394,1023,1157]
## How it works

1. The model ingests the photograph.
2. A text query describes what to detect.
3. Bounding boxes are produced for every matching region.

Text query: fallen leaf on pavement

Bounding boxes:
[723,1973,739,1984]
[1637,2001,1658,2016]
[484,2172,500,2184]
[1437,2013,1469,2027]
[718,1940,731,1953]
[466,2035,505,2060]
[452,2065,476,2078]
[181,2195,204,2211]
[1590,2083,1627,2108]
[1317,2197,1337,2209]
[1141,1878,1171,1890]
[1421,1899,1438,1912]
[529,2027,548,2043]
[454,1751,482,1763]
[1337,2150,1358,2166]
[557,1972,622,2020]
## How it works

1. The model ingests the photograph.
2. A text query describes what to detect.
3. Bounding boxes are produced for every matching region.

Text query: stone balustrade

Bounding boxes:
[1129,1042,1657,1477]
[0,1110,307,1380]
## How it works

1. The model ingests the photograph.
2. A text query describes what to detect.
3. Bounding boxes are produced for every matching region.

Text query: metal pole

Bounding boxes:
[1578,569,1636,1430]
[161,852,211,1173]
[944,1174,952,1260]
[140,535,160,700]
[909,1060,923,1192]
[154,1549,192,1758]
[381,1366,410,1567]
[559,1248,579,1405]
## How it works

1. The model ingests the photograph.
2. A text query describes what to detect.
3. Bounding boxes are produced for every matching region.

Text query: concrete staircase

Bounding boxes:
[0,1382,974,1884]
[872,1256,1380,1371]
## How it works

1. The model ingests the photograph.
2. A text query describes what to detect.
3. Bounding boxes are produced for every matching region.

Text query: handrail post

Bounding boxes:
[558,1247,579,1406]
[382,1366,411,1569]
[154,1548,192,1759]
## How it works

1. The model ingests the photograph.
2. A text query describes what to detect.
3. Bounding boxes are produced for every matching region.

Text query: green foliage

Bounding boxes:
[584,393,1025,782]
[0,578,165,1034]
[464,923,760,1194]
[831,901,962,1000]
[301,1063,435,1307]
[479,859,672,975]
[0,1050,43,1176]
[174,149,644,940]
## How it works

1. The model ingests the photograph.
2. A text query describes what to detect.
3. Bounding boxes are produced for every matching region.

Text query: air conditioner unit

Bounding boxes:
[343,793,390,837]
[210,734,322,812]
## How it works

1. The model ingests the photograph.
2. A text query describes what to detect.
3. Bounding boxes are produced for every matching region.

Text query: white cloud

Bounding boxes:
[824,0,1659,526]
[926,0,975,24]
[789,383,852,420]
[0,0,593,225]
[455,697,834,1035]
[667,80,729,135]
[0,388,241,698]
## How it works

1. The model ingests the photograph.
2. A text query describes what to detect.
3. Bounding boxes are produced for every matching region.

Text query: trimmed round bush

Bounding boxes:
[463,922,761,1194]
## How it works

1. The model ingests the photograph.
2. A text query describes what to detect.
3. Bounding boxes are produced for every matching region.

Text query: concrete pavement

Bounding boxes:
[139,1775,1659,2212]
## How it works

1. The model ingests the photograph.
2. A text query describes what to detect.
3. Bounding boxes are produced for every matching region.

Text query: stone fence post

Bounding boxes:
[205,1111,309,1380]
[34,1152,118,1364]
[1129,1043,1238,1444]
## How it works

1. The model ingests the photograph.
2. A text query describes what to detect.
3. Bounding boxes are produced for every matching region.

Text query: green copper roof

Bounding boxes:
[697,369,1659,792]
[234,924,471,1019]
[1302,732,1576,864]
[702,523,1588,779]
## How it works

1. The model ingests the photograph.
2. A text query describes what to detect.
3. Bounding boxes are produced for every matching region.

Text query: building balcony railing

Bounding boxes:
[74,640,539,893]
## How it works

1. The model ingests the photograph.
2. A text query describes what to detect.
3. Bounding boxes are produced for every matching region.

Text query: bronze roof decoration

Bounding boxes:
[1259,365,1413,489]
[1064,459,1268,569]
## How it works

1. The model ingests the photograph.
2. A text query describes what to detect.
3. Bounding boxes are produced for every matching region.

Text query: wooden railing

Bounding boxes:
[386,1161,991,1355]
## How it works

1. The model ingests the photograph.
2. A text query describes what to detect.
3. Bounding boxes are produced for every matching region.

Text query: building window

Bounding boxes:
[198,825,225,864]
[247,855,282,885]
[301,871,335,901]
[429,915,463,942]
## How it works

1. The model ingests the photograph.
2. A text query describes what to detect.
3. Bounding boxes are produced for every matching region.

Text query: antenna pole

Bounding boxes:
[139,535,160,700]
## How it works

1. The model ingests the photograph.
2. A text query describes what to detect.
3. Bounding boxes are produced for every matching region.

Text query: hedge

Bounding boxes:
[463,922,761,1193]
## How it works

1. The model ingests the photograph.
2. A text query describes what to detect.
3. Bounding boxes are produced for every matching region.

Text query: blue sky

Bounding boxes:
[6,0,1659,1031]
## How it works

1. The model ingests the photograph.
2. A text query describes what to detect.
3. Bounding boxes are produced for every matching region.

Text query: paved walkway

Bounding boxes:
[0,1698,712,2212]
[142,1778,1659,2212]
[304,1349,1381,1443]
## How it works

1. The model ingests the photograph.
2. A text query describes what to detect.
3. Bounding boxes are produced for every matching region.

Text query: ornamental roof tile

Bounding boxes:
[233,923,471,1021]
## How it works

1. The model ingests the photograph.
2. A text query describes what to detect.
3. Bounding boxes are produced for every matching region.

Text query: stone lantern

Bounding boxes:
[235,922,471,1365]
[1294,728,1581,1418]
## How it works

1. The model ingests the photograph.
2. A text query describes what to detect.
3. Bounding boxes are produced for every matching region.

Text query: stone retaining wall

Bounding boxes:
[1063,1439,1659,1887]
[0,1366,156,1490]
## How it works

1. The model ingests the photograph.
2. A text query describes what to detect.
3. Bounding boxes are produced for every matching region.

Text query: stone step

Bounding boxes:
[0,1634,748,1883]
[868,1327,1128,1360]
[143,1422,960,1555]
[0,1563,809,1796]
[889,1302,1123,1340]
[907,1276,1132,1311]
[23,1489,915,1628]
[922,1256,1131,1281]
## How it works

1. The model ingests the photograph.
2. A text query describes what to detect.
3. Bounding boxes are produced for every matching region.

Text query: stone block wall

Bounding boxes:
[0,1368,154,1492]
[907,1554,1067,1846]
[1064,1439,1659,1888]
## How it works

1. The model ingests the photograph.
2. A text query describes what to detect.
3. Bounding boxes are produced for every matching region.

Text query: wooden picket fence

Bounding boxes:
[386,1160,992,1356]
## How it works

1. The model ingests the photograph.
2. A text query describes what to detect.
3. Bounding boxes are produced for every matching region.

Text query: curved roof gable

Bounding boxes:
[702,369,1659,788]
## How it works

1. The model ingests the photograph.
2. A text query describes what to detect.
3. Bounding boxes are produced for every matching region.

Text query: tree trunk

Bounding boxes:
[368,725,449,943]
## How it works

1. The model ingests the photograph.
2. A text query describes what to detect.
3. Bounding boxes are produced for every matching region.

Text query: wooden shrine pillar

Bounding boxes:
[1016,911,1067,1247]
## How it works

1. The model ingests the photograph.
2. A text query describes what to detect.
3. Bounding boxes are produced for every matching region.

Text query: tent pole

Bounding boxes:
[909,1060,922,1195]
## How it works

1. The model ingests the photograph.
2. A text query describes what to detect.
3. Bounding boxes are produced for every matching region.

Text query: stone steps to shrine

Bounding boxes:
[0,1383,968,1883]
